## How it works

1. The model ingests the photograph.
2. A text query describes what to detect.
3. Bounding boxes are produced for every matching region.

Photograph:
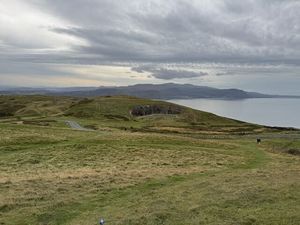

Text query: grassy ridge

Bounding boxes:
[0,95,267,134]
[0,95,299,225]
[0,123,299,225]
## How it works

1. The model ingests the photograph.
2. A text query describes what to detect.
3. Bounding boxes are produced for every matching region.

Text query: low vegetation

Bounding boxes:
[0,95,299,225]
[0,95,274,134]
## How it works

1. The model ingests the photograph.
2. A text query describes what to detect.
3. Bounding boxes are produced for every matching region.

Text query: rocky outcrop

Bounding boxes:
[131,105,181,116]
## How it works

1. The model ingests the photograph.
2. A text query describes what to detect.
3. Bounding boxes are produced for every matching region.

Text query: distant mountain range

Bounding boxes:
[1,83,299,100]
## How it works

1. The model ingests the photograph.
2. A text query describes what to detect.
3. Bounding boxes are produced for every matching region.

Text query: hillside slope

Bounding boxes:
[0,95,266,134]
[1,95,299,225]
[0,102,299,225]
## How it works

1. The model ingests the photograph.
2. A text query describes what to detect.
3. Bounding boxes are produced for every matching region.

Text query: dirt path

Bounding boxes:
[65,120,93,131]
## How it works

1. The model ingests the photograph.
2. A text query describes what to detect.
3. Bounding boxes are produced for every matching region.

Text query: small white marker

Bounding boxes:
[99,218,105,225]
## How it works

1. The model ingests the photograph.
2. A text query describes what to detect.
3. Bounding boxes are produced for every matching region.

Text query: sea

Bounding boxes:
[168,98,300,129]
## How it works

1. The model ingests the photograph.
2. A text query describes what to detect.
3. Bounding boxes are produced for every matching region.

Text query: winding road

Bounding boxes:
[65,120,94,131]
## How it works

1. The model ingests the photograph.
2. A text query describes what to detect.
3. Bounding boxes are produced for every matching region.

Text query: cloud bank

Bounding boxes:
[131,65,208,80]
[0,0,299,93]
[1,0,300,63]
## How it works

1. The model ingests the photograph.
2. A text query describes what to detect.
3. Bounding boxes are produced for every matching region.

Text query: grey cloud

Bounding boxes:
[1,0,300,64]
[131,65,208,80]
[0,61,67,77]
[216,72,231,76]
[11,0,294,64]
[151,69,208,80]
[52,27,159,60]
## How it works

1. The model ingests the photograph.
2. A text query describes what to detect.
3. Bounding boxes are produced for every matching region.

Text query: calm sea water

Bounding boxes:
[168,98,300,128]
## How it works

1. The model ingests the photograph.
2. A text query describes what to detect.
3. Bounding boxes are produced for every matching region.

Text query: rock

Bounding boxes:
[131,104,181,116]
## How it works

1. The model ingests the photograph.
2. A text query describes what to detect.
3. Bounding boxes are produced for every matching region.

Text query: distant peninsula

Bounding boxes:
[1,83,300,100]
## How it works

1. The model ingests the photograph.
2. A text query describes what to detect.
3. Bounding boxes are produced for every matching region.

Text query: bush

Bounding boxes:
[287,149,300,156]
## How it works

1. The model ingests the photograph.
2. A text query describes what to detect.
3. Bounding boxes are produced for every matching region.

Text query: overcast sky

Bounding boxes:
[0,0,300,94]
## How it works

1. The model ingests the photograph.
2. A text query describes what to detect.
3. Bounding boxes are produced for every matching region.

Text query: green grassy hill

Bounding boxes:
[0,95,266,134]
[0,95,299,225]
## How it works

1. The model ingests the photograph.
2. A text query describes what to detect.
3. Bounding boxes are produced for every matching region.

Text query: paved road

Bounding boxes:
[65,120,94,131]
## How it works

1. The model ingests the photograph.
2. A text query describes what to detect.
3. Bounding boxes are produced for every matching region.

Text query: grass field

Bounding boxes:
[0,96,299,225]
